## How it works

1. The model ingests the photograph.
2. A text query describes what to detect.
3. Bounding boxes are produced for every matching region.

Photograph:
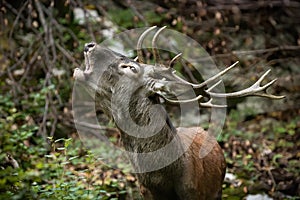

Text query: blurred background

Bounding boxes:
[0,0,299,199]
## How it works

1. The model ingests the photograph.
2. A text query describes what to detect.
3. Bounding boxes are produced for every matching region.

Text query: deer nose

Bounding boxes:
[84,42,96,52]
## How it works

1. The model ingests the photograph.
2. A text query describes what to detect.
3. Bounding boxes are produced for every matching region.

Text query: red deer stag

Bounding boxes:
[73,26,284,200]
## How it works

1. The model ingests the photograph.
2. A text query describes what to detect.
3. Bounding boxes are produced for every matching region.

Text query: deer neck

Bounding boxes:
[111,86,178,153]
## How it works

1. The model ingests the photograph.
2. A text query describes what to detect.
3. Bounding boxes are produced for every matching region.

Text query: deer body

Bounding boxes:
[73,26,283,200]
[132,128,226,200]
[113,84,226,199]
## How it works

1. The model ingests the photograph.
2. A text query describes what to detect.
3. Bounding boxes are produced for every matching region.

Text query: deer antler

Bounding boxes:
[206,69,285,99]
[169,53,182,68]
[152,26,167,65]
[137,27,285,107]
[136,26,157,63]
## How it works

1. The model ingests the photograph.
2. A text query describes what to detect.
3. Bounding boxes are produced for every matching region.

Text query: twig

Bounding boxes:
[206,0,300,11]
[77,0,96,41]
[19,45,42,84]
[265,166,276,193]
[126,0,149,26]
[232,45,300,55]
[266,57,300,65]
[50,107,58,137]
[180,60,199,83]
[55,42,80,67]
[34,0,48,35]
[3,1,27,21]
[196,45,300,62]
[50,17,80,43]
[6,58,23,102]
[42,2,57,63]
[74,120,119,133]
[38,72,50,139]
[95,4,126,32]
[1,50,28,78]
[7,1,29,56]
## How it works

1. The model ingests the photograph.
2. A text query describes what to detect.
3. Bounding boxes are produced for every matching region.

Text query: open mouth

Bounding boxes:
[73,54,92,82]
[84,52,92,73]
[73,52,93,82]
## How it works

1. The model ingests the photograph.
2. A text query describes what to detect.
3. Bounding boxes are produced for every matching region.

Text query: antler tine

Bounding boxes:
[199,98,227,108]
[207,69,285,99]
[159,93,204,104]
[152,26,167,65]
[158,91,227,108]
[137,26,157,63]
[197,61,239,88]
[169,53,182,68]
[170,61,239,89]
[206,80,223,92]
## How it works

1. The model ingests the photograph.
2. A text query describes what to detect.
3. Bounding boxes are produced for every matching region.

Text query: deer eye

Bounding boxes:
[130,66,137,73]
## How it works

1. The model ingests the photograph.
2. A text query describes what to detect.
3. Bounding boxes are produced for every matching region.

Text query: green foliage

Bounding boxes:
[108,8,163,28]
[144,10,163,25]
[0,133,128,199]
[0,94,45,199]
[222,186,245,200]
[109,8,136,28]
[220,108,299,198]
[0,93,129,199]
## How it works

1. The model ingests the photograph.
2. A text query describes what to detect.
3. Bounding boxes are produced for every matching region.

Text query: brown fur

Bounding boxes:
[176,127,226,199]
[136,127,226,200]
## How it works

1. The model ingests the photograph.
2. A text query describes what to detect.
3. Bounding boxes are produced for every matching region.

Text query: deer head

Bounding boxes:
[73,26,284,114]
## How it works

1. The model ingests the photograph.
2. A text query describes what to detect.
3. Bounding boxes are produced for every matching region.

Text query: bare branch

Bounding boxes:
[34,0,48,35]
[74,120,119,132]
[7,1,29,55]
[126,0,149,26]
[206,1,300,11]
[196,45,300,62]
[232,45,300,56]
